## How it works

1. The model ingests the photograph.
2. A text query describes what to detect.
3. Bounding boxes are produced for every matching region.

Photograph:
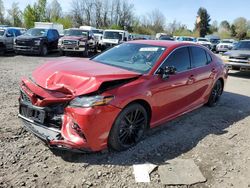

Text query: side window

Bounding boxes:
[161,47,191,72]
[47,30,53,41]
[53,30,59,39]
[191,46,208,68]
[7,29,14,37]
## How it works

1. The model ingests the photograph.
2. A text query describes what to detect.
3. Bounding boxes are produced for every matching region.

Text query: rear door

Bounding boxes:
[189,46,215,105]
[150,47,198,124]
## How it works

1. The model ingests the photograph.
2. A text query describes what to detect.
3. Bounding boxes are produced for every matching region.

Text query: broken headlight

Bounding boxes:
[69,95,114,108]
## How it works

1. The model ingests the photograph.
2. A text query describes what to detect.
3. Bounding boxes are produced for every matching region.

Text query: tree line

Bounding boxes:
[0,0,249,39]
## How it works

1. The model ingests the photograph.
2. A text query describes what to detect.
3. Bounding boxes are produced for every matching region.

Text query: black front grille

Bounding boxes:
[16,40,33,46]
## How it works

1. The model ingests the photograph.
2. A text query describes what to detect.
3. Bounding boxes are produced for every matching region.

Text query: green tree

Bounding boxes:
[0,0,5,24]
[210,20,218,33]
[47,0,62,22]
[7,2,22,27]
[23,5,37,28]
[220,20,230,30]
[230,24,236,37]
[195,7,211,37]
[36,0,47,21]
[233,17,248,40]
[57,15,73,29]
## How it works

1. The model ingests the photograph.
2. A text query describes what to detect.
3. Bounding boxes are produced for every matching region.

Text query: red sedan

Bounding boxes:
[18,40,228,152]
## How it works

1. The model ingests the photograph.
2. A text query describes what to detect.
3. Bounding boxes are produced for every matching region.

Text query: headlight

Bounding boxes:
[79,41,85,45]
[221,55,230,62]
[69,95,114,108]
[58,39,62,45]
[34,40,41,46]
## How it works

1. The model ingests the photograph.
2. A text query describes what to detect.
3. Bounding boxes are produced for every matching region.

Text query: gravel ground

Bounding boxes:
[0,53,250,188]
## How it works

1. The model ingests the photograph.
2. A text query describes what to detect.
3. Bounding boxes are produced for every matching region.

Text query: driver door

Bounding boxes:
[150,47,198,124]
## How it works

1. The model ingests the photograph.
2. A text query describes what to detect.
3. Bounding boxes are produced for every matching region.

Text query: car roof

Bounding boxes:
[127,40,199,48]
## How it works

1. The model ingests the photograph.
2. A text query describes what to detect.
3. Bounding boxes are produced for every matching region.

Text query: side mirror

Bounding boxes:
[158,66,176,79]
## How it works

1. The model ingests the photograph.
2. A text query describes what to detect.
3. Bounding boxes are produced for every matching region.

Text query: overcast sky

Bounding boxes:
[2,0,250,29]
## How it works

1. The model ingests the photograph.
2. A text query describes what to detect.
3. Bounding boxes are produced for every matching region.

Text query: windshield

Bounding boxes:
[233,41,250,50]
[221,40,233,44]
[0,29,5,36]
[92,43,166,74]
[65,29,88,37]
[24,28,47,37]
[210,39,220,43]
[93,29,103,35]
[182,37,194,41]
[198,38,209,42]
[104,31,123,40]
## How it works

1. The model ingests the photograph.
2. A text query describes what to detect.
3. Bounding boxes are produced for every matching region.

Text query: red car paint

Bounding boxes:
[18,40,227,152]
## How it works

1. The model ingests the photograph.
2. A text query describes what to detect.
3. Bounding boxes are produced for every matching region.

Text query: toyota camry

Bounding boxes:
[18,40,228,152]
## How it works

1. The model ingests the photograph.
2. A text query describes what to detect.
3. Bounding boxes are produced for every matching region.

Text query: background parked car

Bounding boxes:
[176,36,196,42]
[100,29,129,50]
[159,35,174,41]
[222,40,250,71]
[58,28,97,56]
[14,28,60,56]
[79,26,99,49]
[216,39,235,53]
[205,35,220,51]
[0,27,22,55]
[92,29,103,50]
[196,37,212,49]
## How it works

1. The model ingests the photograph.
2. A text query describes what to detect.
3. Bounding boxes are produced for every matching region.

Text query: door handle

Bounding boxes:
[187,75,195,84]
[211,68,217,73]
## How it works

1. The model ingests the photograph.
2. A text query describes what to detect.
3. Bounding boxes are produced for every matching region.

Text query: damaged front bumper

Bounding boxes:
[18,87,121,152]
[18,113,91,153]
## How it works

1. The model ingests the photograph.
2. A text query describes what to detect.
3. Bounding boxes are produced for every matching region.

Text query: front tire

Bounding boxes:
[108,103,148,151]
[207,80,223,107]
[40,45,48,56]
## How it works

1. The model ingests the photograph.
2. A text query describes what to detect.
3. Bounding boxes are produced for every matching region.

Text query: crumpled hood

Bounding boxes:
[224,50,250,58]
[61,36,87,41]
[32,58,140,96]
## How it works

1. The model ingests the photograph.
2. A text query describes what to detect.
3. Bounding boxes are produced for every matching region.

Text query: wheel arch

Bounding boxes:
[122,99,152,129]
[218,77,224,91]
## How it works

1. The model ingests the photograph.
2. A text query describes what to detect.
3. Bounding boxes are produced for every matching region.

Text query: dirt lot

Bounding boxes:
[0,53,250,188]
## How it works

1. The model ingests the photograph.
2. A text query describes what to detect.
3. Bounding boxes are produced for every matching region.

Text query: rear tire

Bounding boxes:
[108,103,148,151]
[207,80,223,107]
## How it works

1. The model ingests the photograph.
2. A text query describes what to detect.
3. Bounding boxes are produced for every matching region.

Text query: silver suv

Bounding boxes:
[0,27,22,55]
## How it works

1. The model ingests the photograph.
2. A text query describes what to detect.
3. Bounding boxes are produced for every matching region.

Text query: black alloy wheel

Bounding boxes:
[207,80,223,107]
[108,103,148,151]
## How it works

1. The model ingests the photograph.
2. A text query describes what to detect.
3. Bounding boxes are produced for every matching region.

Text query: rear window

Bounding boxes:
[191,46,208,68]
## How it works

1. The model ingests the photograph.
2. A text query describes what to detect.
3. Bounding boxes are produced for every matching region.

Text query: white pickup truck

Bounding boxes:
[100,29,129,50]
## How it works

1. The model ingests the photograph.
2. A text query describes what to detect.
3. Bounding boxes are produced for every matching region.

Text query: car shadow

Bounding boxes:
[228,71,250,79]
[52,91,250,166]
